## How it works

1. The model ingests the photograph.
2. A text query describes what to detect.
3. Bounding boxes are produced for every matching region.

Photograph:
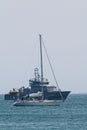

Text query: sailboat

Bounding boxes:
[13,35,70,106]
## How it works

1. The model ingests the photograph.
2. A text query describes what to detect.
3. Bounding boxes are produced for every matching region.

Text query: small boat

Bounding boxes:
[13,99,62,106]
[4,86,30,100]
[4,88,18,100]
[13,34,70,106]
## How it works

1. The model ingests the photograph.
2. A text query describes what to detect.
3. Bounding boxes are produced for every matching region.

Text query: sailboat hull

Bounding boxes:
[13,100,63,106]
[13,91,70,106]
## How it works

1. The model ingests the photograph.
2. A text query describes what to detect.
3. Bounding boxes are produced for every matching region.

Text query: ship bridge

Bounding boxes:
[29,68,49,86]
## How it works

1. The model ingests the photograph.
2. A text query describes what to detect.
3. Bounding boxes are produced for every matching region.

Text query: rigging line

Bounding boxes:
[42,37,64,101]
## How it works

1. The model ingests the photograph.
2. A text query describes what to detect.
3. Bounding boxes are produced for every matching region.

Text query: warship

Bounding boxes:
[5,35,70,105]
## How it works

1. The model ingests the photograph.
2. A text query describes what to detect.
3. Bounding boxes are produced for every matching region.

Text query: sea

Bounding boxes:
[0,94,87,130]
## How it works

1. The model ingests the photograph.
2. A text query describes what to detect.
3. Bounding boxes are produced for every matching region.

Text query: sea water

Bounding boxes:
[0,94,87,130]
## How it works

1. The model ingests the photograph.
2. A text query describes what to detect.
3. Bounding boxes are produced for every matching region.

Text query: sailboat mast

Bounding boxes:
[39,34,43,82]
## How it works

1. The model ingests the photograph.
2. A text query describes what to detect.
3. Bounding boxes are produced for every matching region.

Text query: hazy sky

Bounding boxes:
[0,0,87,94]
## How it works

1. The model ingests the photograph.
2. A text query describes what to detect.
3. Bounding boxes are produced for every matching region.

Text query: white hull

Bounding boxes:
[13,100,63,106]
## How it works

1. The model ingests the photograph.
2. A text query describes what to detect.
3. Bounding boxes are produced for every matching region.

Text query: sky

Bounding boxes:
[0,0,87,94]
